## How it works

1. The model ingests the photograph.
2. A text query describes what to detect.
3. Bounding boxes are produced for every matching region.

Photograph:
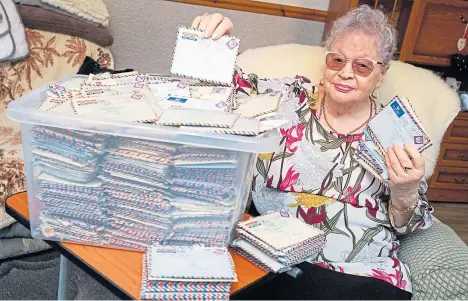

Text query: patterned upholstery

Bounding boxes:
[399,219,468,300]
[0,29,113,230]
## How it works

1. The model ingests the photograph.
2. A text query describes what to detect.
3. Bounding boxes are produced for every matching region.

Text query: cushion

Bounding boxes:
[0,0,29,61]
[237,43,461,179]
[41,0,109,27]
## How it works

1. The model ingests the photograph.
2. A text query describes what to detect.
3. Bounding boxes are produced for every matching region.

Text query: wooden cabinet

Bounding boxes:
[325,0,468,67]
[400,0,468,66]
[428,112,468,202]
[436,143,468,168]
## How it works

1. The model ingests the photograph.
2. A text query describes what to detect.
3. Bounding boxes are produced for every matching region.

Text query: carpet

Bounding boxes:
[0,250,120,300]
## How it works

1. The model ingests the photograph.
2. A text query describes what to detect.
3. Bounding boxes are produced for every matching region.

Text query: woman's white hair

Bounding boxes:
[323,5,398,64]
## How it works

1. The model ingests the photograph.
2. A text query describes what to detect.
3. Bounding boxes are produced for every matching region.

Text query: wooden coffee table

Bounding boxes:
[5,192,274,300]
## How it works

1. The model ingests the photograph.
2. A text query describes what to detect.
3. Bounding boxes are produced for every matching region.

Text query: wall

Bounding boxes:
[103,0,328,73]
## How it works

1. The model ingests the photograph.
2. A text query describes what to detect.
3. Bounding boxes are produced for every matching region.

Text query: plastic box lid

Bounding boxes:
[7,76,281,153]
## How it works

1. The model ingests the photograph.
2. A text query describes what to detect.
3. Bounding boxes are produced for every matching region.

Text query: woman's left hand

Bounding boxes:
[384,144,425,208]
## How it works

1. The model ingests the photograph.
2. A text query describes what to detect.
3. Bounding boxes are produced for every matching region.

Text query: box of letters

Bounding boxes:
[6,75,280,251]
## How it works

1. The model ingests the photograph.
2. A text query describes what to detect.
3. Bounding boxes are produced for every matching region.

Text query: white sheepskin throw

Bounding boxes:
[237,44,461,179]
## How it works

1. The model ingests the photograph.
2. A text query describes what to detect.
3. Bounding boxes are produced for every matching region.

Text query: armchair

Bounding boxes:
[236,44,468,300]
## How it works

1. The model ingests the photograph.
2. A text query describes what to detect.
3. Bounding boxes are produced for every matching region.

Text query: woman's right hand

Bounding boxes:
[191,13,234,40]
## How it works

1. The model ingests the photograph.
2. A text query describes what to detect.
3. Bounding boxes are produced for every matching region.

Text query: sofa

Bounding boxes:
[237,44,468,300]
[0,28,113,260]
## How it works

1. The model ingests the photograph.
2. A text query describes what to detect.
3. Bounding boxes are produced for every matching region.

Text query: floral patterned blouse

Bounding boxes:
[233,70,434,293]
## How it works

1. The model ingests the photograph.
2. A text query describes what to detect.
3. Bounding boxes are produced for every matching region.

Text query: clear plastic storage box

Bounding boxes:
[7,76,280,251]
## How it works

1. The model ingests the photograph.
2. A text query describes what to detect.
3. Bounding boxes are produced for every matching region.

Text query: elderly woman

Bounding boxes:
[192,5,433,300]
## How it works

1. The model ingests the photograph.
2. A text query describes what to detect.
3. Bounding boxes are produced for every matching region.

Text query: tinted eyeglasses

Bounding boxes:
[325,51,385,77]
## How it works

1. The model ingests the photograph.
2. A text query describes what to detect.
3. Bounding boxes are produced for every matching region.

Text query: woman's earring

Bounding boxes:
[371,88,379,100]
[319,78,324,86]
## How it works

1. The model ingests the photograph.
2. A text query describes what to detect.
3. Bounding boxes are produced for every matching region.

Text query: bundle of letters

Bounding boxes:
[37,71,287,137]
[166,146,239,247]
[98,137,176,249]
[36,25,289,137]
[140,245,237,300]
[33,127,109,243]
[31,126,247,250]
[355,95,432,181]
[231,211,326,273]
[33,133,245,249]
